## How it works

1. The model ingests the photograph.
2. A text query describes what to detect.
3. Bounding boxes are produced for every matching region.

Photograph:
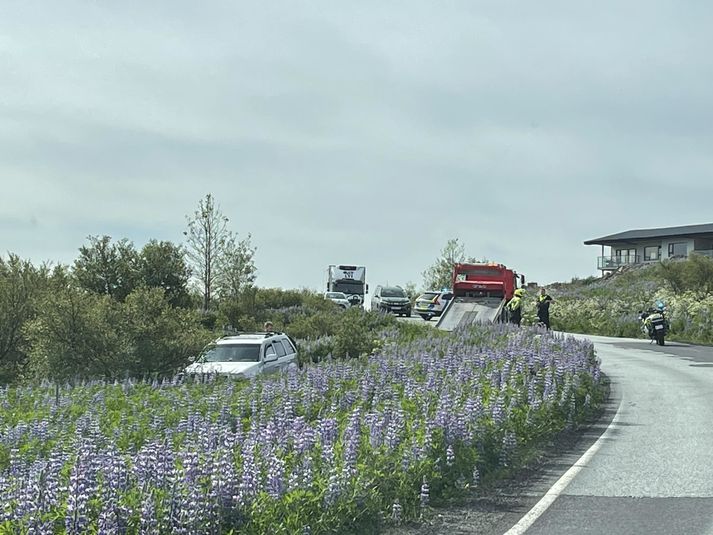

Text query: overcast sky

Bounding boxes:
[1,1,712,293]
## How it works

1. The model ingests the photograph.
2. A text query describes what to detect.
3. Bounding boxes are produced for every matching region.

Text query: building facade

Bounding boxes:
[584,223,713,272]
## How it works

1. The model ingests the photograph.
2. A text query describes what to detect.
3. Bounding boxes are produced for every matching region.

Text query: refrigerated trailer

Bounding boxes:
[327,265,368,307]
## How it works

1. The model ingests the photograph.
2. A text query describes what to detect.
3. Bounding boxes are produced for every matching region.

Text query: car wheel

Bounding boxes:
[405,310,411,317]
[420,314,431,321]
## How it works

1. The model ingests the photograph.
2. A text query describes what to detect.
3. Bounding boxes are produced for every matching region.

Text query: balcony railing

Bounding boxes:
[597,250,713,270]
[597,255,641,270]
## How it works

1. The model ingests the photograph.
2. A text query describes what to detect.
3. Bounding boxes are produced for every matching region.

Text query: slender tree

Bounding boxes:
[216,233,257,299]
[184,194,232,312]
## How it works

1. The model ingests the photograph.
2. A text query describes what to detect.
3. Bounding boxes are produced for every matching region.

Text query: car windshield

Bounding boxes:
[326,292,347,299]
[382,288,406,298]
[202,344,260,363]
[419,292,439,301]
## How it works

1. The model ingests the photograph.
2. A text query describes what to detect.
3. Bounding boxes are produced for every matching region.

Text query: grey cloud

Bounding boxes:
[1,0,712,288]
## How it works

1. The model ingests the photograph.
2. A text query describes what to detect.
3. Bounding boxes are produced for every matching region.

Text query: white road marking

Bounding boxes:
[503,398,623,534]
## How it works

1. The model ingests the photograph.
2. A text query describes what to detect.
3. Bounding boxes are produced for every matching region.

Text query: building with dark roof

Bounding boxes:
[584,223,713,272]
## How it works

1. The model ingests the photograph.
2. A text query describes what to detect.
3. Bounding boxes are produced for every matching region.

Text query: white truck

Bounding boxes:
[327,265,368,308]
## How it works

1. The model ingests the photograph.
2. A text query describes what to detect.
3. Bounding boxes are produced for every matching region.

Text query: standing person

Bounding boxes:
[507,288,525,326]
[536,288,554,329]
[263,321,274,332]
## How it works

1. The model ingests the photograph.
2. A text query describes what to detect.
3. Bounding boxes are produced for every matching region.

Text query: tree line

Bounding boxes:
[0,203,494,385]
[0,194,261,383]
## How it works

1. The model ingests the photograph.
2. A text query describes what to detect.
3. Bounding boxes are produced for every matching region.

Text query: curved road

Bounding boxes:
[509,334,713,535]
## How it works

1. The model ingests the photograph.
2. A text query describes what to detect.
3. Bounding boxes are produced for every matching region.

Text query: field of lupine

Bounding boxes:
[0,325,602,534]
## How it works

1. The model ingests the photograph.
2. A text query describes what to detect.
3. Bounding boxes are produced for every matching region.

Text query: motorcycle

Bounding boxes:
[639,304,668,346]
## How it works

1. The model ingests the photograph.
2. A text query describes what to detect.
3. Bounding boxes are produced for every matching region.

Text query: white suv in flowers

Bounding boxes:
[184,332,298,379]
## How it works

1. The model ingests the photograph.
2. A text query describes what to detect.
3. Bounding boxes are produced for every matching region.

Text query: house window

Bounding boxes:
[615,248,637,264]
[644,246,661,261]
[668,242,688,258]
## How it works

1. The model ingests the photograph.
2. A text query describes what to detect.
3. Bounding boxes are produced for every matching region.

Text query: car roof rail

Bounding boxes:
[221,331,285,338]
[218,331,284,339]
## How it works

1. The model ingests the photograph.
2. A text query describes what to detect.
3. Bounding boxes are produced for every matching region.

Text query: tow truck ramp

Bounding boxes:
[435,296,506,331]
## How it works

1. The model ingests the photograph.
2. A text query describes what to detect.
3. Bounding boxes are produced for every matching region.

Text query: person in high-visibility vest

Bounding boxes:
[507,288,525,326]
[536,288,554,329]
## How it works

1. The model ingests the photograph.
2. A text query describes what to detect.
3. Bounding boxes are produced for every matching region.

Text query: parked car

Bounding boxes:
[371,285,411,316]
[414,290,453,320]
[184,332,298,379]
[325,291,350,309]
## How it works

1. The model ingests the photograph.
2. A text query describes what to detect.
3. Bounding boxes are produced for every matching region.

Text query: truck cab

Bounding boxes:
[452,262,524,300]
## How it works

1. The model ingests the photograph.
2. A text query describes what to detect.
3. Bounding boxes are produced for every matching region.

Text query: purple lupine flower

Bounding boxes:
[542,370,555,401]
[318,418,339,449]
[292,417,316,455]
[140,491,160,535]
[342,408,362,482]
[508,394,519,416]
[384,407,403,451]
[401,446,413,472]
[567,397,577,429]
[420,477,430,508]
[500,432,517,466]
[266,453,286,499]
[365,412,384,448]
[472,465,480,486]
[491,393,506,425]
[237,448,259,506]
[391,500,403,524]
[446,445,455,467]
[324,467,341,506]
[213,447,238,508]
[204,456,222,535]
[65,457,91,534]
[97,502,120,535]
[300,455,314,489]
[166,475,189,535]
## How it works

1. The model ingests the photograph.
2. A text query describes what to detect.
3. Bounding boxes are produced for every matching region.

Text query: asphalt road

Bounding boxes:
[511,334,713,535]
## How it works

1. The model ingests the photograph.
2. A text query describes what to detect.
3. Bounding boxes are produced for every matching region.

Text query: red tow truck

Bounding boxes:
[436,262,525,331]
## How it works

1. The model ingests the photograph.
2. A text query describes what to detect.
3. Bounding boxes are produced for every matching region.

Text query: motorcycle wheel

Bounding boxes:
[656,332,665,346]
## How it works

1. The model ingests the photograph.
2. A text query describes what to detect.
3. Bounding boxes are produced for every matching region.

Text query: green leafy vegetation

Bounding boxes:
[0,325,603,534]
[550,256,713,344]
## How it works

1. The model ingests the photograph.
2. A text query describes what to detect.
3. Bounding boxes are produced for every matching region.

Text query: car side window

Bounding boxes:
[265,344,277,359]
[274,341,286,357]
[281,338,296,354]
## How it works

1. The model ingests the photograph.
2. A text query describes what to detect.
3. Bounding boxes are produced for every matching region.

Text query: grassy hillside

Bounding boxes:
[542,257,713,345]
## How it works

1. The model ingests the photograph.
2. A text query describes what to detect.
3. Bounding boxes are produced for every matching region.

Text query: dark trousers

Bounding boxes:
[538,312,550,329]
[510,309,522,326]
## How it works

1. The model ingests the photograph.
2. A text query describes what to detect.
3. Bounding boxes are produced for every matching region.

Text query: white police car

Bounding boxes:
[414,290,453,321]
[185,332,298,379]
